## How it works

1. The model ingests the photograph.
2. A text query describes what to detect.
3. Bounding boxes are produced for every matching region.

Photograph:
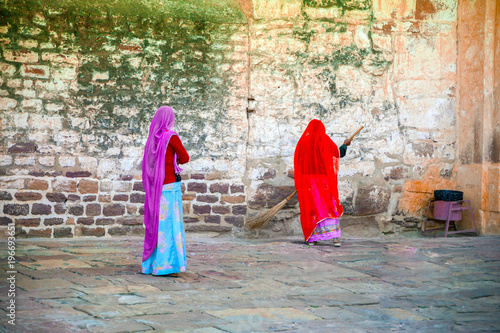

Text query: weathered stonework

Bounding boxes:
[0,0,498,238]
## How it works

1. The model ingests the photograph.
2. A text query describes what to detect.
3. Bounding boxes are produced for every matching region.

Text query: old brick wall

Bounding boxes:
[1,0,497,238]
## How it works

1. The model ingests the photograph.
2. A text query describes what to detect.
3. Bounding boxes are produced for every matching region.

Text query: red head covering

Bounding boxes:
[294,119,344,241]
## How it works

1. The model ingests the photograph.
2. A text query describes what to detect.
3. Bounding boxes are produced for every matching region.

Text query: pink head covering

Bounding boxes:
[142,106,180,261]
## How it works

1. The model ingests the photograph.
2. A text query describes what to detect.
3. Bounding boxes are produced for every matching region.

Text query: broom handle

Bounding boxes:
[287,190,297,201]
[348,126,364,142]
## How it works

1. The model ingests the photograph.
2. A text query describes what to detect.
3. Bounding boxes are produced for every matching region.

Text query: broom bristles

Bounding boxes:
[245,190,297,230]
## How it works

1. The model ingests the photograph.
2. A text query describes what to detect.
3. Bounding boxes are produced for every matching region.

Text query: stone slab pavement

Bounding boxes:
[1,233,499,332]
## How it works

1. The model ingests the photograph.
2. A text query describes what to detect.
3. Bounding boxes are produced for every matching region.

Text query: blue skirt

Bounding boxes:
[141,182,186,275]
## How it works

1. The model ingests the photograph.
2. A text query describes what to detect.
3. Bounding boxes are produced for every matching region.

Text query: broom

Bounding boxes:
[245,125,365,230]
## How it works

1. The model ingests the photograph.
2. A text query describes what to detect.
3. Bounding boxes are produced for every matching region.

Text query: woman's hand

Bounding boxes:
[343,138,352,146]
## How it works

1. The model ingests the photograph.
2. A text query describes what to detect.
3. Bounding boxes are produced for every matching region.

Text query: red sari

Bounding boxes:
[294,120,344,242]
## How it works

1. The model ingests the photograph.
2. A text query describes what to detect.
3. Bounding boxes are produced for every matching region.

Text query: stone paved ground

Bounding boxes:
[1,233,499,332]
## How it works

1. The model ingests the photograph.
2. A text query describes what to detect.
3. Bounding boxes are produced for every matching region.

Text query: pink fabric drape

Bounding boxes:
[142,106,180,261]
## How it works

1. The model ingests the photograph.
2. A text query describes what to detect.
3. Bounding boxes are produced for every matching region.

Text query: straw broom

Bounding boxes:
[245,126,364,231]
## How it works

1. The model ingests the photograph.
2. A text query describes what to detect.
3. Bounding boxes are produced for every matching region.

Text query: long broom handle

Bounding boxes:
[286,190,297,201]
[348,126,364,141]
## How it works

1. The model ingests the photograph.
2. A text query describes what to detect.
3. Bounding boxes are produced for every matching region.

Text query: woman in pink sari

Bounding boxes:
[141,106,189,275]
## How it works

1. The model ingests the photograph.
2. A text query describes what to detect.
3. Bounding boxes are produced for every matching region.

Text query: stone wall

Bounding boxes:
[1,0,498,238]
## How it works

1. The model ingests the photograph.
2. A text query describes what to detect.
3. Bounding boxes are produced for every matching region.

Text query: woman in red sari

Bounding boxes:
[294,119,350,246]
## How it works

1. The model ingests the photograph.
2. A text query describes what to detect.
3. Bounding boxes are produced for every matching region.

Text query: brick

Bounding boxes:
[188,182,207,193]
[221,195,246,204]
[79,179,98,194]
[230,184,245,193]
[41,52,78,65]
[133,182,144,192]
[83,195,97,202]
[184,217,199,223]
[130,193,145,203]
[54,204,67,214]
[182,194,196,201]
[210,183,229,194]
[225,216,244,227]
[96,218,114,225]
[206,173,223,180]
[205,215,221,224]
[46,192,67,203]
[4,204,29,216]
[99,195,111,203]
[3,49,39,63]
[193,205,211,215]
[120,175,133,181]
[113,181,132,192]
[86,203,101,216]
[0,62,16,76]
[77,218,94,225]
[232,205,247,215]
[26,179,49,191]
[80,226,105,237]
[32,203,52,215]
[139,205,144,215]
[15,156,36,166]
[196,195,219,203]
[27,228,52,238]
[103,204,125,216]
[117,217,143,225]
[190,174,205,180]
[68,205,84,216]
[54,227,73,238]
[126,204,138,214]
[66,217,75,225]
[44,218,64,226]
[66,171,92,178]
[0,97,17,110]
[113,194,129,202]
[212,205,231,214]
[16,218,40,227]
[39,156,55,166]
[0,216,13,225]
[52,178,77,192]
[8,142,37,154]
[21,64,50,78]
[0,155,13,166]
[108,226,132,236]
[0,191,13,200]
[15,191,42,201]
[67,194,80,202]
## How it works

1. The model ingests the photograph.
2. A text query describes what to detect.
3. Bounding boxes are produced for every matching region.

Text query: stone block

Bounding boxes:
[8,142,37,154]
[253,0,301,19]
[127,204,138,214]
[353,186,391,215]
[196,195,219,203]
[224,216,244,227]
[41,52,79,65]
[79,179,98,194]
[39,156,55,166]
[54,204,67,214]
[44,218,64,226]
[96,218,115,225]
[130,193,145,203]
[0,62,16,76]
[16,218,40,227]
[0,155,13,166]
[187,182,207,193]
[0,191,13,200]
[117,217,143,225]
[113,181,132,192]
[32,203,51,215]
[212,205,231,214]
[99,195,111,203]
[103,204,126,216]
[15,191,42,201]
[0,97,17,110]
[190,174,205,180]
[232,205,247,215]
[14,156,36,166]
[3,49,39,63]
[80,226,105,237]
[26,179,49,190]
[21,64,50,78]
[205,215,221,224]
[77,218,94,225]
[86,203,102,216]
[230,184,245,194]
[210,183,229,194]
[54,227,73,238]
[248,184,296,209]
[221,195,246,204]
[193,204,211,215]
[108,226,132,236]
[52,178,77,192]
[27,228,52,238]
[113,194,129,202]
[66,171,92,178]
[67,194,80,202]
[83,195,97,202]
[68,205,84,216]
[0,216,13,225]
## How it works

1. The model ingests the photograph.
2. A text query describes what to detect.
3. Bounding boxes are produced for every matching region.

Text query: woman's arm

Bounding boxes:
[170,135,189,164]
